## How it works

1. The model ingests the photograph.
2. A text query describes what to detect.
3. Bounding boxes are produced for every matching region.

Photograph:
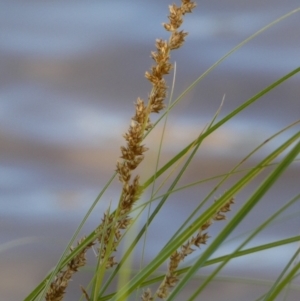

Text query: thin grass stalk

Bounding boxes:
[29,174,116,301]
[29,25,300,301]
[75,2,199,300]
[110,135,300,300]
[96,235,300,301]
[154,198,235,298]
[160,119,300,250]
[255,246,300,301]
[143,67,300,189]
[140,62,178,272]
[29,125,298,300]
[166,140,300,300]
[23,4,300,301]
[42,2,199,300]
[186,193,300,300]
[157,132,300,259]
[99,132,202,298]
[91,205,115,301]
[265,261,300,301]
[144,7,300,135]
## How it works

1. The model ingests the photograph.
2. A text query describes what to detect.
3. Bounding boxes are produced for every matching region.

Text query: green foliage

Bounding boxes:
[24,5,300,301]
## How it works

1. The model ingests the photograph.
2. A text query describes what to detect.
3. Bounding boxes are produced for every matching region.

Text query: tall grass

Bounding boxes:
[24,1,300,300]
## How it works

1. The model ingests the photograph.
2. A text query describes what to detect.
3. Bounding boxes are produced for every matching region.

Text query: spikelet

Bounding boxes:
[116,0,197,251]
[47,1,197,300]
[156,197,235,299]
[45,238,94,301]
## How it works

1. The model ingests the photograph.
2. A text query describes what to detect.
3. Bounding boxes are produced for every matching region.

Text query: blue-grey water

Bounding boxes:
[1,1,300,300]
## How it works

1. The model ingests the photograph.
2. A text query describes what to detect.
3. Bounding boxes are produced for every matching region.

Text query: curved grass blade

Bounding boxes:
[145,8,300,141]
[160,120,300,249]
[166,140,300,301]
[143,67,300,189]
[98,130,205,298]
[24,173,116,301]
[159,130,300,256]
[109,134,300,301]
[97,235,300,301]
[186,193,300,300]
[262,246,300,300]
[265,261,300,301]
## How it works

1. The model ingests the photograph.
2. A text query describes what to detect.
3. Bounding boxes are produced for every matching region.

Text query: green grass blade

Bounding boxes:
[187,193,300,301]
[161,120,300,248]
[97,235,300,301]
[202,235,300,269]
[143,67,300,189]
[109,134,300,301]
[146,8,300,140]
[262,246,300,301]
[265,261,300,301]
[23,229,99,301]
[23,172,115,301]
[161,131,300,255]
[166,140,300,300]
[98,130,205,298]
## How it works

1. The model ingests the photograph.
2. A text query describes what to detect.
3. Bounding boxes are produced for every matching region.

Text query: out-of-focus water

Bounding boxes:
[0,1,300,300]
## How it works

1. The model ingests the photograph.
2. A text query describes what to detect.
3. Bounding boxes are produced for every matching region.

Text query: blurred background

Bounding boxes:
[0,0,300,300]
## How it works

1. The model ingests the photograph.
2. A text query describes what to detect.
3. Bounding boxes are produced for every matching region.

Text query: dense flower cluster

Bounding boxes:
[156,197,235,299]
[115,0,197,268]
[45,238,94,301]
[46,1,197,300]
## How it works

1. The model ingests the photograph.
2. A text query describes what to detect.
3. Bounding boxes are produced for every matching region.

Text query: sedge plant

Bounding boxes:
[23,1,300,301]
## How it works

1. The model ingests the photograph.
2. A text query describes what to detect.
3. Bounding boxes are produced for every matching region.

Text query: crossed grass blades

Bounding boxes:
[24,1,300,301]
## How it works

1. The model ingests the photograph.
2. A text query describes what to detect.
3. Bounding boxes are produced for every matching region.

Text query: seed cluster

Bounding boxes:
[156,197,235,299]
[115,0,197,262]
[87,0,198,292]
[96,210,131,269]
[141,288,154,301]
[45,1,197,300]
[45,238,93,301]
